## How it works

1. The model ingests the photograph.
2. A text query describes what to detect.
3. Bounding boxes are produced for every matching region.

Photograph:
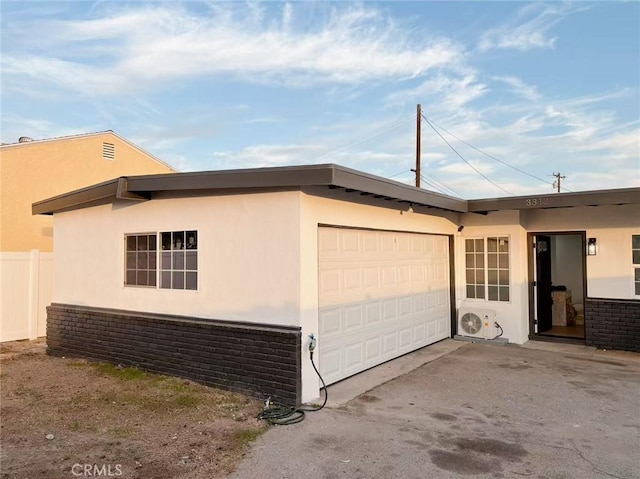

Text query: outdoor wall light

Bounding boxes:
[587,237,597,256]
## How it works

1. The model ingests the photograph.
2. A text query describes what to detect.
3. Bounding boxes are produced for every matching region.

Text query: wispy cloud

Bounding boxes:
[211,144,324,170]
[386,72,488,112]
[478,3,588,52]
[492,76,540,101]
[2,3,464,96]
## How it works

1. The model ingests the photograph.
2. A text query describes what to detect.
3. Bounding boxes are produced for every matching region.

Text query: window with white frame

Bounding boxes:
[633,235,640,296]
[160,230,198,290]
[125,234,157,287]
[465,236,510,302]
[124,231,197,290]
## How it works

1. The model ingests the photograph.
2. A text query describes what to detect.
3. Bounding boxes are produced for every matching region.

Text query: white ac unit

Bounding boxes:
[458,309,498,339]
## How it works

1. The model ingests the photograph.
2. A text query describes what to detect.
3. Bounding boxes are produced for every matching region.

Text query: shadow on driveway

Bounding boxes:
[231,342,640,479]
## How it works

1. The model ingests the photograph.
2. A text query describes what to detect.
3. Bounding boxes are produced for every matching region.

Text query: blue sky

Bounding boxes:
[1,1,638,198]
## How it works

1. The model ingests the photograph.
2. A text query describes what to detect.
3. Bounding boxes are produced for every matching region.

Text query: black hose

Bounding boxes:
[494,322,504,339]
[257,351,327,425]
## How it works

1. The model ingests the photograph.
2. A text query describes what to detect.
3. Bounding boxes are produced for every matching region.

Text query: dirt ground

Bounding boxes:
[0,339,268,479]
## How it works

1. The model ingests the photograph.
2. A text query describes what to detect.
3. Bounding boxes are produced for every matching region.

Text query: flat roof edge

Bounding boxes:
[468,187,640,212]
[32,179,120,215]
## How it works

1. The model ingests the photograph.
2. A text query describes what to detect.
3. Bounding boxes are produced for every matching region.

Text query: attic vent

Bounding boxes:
[103,142,115,160]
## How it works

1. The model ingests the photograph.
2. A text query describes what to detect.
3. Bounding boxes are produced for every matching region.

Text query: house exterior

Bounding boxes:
[33,164,640,405]
[0,131,175,342]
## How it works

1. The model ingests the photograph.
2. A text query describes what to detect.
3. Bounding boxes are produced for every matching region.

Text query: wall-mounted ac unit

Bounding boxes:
[457,309,498,339]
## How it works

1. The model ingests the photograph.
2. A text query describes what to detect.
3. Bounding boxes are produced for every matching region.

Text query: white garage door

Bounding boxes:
[318,227,451,385]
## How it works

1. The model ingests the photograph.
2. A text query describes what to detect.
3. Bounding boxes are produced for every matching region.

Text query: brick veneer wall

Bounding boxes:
[585,298,640,353]
[47,304,302,405]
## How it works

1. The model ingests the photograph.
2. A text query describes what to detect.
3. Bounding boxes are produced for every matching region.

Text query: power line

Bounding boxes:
[312,114,414,162]
[387,169,411,179]
[422,173,468,198]
[425,117,573,193]
[419,173,465,197]
[416,173,447,194]
[421,113,514,196]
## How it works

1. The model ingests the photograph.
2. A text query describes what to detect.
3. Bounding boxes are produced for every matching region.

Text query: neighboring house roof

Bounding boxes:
[32,163,640,216]
[1,130,175,172]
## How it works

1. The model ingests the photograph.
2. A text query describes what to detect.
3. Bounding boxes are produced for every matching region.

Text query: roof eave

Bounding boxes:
[32,178,127,215]
[468,187,640,213]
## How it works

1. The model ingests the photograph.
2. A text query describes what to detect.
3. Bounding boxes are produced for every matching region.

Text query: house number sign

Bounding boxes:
[524,197,550,207]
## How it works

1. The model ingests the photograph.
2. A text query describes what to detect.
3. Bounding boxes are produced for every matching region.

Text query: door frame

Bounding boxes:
[527,231,587,340]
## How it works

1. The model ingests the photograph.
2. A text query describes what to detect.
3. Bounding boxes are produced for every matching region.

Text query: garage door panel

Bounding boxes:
[413,294,426,313]
[398,264,411,284]
[382,299,397,321]
[397,234,410,252]
[414,324,426,342]
[411,265,425,283]
[343,267,361,291]
[438,317,449,334]
[399,297,412,317]
[343,342,363,368]
[381,235,394,252]
[319,347,341,377]
[381,266,395,286]
[383,332,398,355]
[344,305,363,332]
[363,267,379,288]
[319,227,451,385]
[363,234,377,251]
[319,307,341,336]
[364,301,381,326]
[342,230,360,252]
[399,327,412,348]
[319,268,340,296]
[365,338,381,361]
[427,321,437,338]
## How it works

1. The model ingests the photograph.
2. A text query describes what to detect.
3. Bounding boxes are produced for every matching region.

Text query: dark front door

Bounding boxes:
[536,235,553,332]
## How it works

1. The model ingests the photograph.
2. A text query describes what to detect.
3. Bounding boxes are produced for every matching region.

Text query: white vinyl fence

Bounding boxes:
[0,250,53,342]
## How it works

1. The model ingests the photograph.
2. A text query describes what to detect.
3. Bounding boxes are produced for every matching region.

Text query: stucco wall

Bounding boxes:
[0,133,173,252]
[457,210,530,344]
[457,204,639,345]
[53,191,302,326]
[522,204,640,300]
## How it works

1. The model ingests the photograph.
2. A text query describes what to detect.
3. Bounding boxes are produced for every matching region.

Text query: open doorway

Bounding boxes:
[530,232,586,340]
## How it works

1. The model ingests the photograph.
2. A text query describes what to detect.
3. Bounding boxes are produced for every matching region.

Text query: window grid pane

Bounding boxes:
[160,230,198,290]
[125,234,157,287]
[467,236,510,302]
[465,238,486,301]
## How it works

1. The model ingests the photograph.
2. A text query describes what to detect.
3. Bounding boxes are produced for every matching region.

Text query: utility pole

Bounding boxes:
[415,104,421,188]
[552,172,566,193]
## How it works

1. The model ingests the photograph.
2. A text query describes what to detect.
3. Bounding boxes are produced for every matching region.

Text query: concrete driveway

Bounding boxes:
[231,341,640,479]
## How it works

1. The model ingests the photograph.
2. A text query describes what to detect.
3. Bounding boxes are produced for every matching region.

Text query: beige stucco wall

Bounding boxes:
[456,210,530,344]
[52,191,302,326]
[0,133,174,252]
[457,204,640,344]
[521,204,640,299]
